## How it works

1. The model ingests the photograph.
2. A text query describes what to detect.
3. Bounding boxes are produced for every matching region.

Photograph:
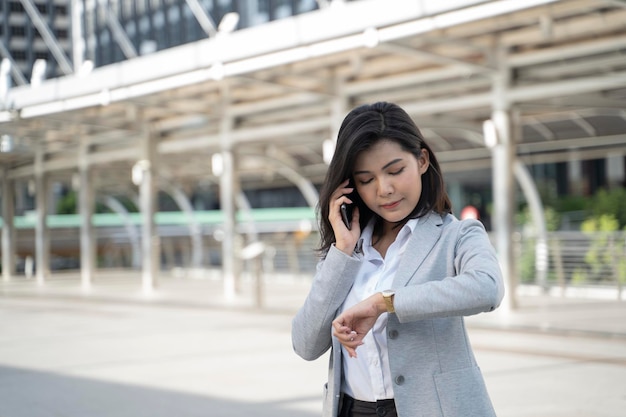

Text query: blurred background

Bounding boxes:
[0,1,625,415]
[0,0,624,302]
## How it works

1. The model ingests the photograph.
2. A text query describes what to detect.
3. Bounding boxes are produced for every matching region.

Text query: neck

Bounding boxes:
[374,217,407,243]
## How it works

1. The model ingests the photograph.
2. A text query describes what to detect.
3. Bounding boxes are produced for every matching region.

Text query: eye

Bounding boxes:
[358,178,373,185]
[389,167,405,176]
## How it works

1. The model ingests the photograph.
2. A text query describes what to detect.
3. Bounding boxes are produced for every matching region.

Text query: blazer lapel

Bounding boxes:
[392,211,444,288]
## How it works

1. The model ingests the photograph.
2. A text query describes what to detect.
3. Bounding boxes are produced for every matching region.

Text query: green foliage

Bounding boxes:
[516,206,561,232]
[587,188,626,228]
[56,191,77,214]
[554,195,587,213]
[516,207,561,284]
[581,214,619,233]
[580,214,624,284]
[571,268,587,285]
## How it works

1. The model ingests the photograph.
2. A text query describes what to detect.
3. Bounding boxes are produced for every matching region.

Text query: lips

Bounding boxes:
[381,200,401,210]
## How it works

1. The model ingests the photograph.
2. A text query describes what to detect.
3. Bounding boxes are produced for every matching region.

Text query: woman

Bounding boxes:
[292,102,504,417]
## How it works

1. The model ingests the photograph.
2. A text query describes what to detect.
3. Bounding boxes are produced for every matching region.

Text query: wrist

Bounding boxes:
[381,290,395,314]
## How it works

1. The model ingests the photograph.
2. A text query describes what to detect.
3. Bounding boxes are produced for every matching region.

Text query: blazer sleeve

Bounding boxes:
[291,245,362,361]
[394,218,505,323]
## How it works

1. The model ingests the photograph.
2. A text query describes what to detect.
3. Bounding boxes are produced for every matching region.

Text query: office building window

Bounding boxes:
[10,26,26,37]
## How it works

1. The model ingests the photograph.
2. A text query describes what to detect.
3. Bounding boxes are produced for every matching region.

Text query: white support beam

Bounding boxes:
[378,42,493,74]
[403,71,626,115]
[158,116,330,153]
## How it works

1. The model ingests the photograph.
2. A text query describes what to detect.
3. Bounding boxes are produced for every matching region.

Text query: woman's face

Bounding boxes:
[352,139,429,225]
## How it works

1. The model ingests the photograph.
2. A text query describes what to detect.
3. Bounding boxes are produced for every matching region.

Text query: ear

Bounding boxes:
[418,149,430,174]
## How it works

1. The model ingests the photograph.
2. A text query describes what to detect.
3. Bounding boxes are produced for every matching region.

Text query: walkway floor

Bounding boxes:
[1,270,625,417]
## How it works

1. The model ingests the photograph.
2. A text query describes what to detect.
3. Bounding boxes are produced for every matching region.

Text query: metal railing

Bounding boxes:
[515,230,626,299]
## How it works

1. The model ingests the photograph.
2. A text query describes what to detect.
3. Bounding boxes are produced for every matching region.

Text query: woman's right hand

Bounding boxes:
[329,180,361,255]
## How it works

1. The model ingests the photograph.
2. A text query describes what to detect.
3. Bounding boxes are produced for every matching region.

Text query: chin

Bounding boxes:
[382,213,409,224]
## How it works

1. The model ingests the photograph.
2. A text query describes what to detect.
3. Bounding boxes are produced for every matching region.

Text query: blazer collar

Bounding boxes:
[392,211,444,287]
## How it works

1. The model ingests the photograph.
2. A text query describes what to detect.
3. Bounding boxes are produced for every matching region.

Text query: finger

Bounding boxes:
[332,326,354,340]
[342,339,364,359]
[345,346,357,358]
[331,180,354,200]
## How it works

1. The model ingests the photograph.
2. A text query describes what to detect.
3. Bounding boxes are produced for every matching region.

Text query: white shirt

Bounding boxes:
[339,217,418,402]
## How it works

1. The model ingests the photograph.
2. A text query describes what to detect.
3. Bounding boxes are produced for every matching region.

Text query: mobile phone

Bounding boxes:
[340,203,352,230]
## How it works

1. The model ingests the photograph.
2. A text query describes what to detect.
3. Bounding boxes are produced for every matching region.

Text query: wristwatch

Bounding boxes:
[382,290,395,313]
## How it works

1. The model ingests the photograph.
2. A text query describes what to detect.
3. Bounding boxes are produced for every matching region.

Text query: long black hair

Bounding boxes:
[317,102,451,255]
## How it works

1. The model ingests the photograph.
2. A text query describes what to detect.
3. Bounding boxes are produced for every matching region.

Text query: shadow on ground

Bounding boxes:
[0,365,318,417]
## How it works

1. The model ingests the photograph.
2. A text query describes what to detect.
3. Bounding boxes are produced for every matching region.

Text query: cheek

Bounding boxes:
[355,185,374,204]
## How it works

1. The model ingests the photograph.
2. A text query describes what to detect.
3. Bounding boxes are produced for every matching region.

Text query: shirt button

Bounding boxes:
[388,330,399,339]
[395,375,405,385]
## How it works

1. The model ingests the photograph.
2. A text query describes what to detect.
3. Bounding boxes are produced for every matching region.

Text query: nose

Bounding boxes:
[377,178,394,196]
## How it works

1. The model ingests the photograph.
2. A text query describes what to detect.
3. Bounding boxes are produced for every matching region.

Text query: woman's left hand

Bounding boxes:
[332,293,386,358]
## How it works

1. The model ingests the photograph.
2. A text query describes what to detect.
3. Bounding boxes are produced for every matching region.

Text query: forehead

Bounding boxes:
[354,140,410,169]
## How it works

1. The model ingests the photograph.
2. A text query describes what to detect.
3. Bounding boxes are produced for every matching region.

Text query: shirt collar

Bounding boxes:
[357,217,419,257]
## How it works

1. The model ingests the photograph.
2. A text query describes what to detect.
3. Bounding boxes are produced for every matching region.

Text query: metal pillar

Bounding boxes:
[137,128,159,293]
[218,92,237,300]
[34,149,50,284]
[1,168,16,281]
[78,143,95,289]
[489,45,517,310]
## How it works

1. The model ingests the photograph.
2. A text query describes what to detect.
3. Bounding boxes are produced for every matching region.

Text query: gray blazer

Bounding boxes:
[292,212,504,417]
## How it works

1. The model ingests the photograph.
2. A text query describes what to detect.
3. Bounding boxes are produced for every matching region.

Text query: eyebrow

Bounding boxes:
[354,158,403,175]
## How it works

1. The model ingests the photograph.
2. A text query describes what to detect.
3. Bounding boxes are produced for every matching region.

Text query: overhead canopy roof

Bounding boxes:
[1,0,625,198]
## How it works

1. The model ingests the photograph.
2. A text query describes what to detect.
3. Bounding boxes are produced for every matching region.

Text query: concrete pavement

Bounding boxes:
[1,270,625,416]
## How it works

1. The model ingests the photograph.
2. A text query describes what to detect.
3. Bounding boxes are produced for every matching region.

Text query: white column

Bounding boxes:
[567,150,583,195]
[34,149,50,284]
[606,153,624,188]
[70,0,84,72]
[219,110,237,300]
[490,46,517,310]
[137,127,159,293]
[78,143,95,289]
[2,168,16,281]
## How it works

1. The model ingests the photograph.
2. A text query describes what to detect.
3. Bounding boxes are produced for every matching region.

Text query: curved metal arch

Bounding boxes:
[98,195,141,269]
[238,149,319,209]
[159,176,203,269]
